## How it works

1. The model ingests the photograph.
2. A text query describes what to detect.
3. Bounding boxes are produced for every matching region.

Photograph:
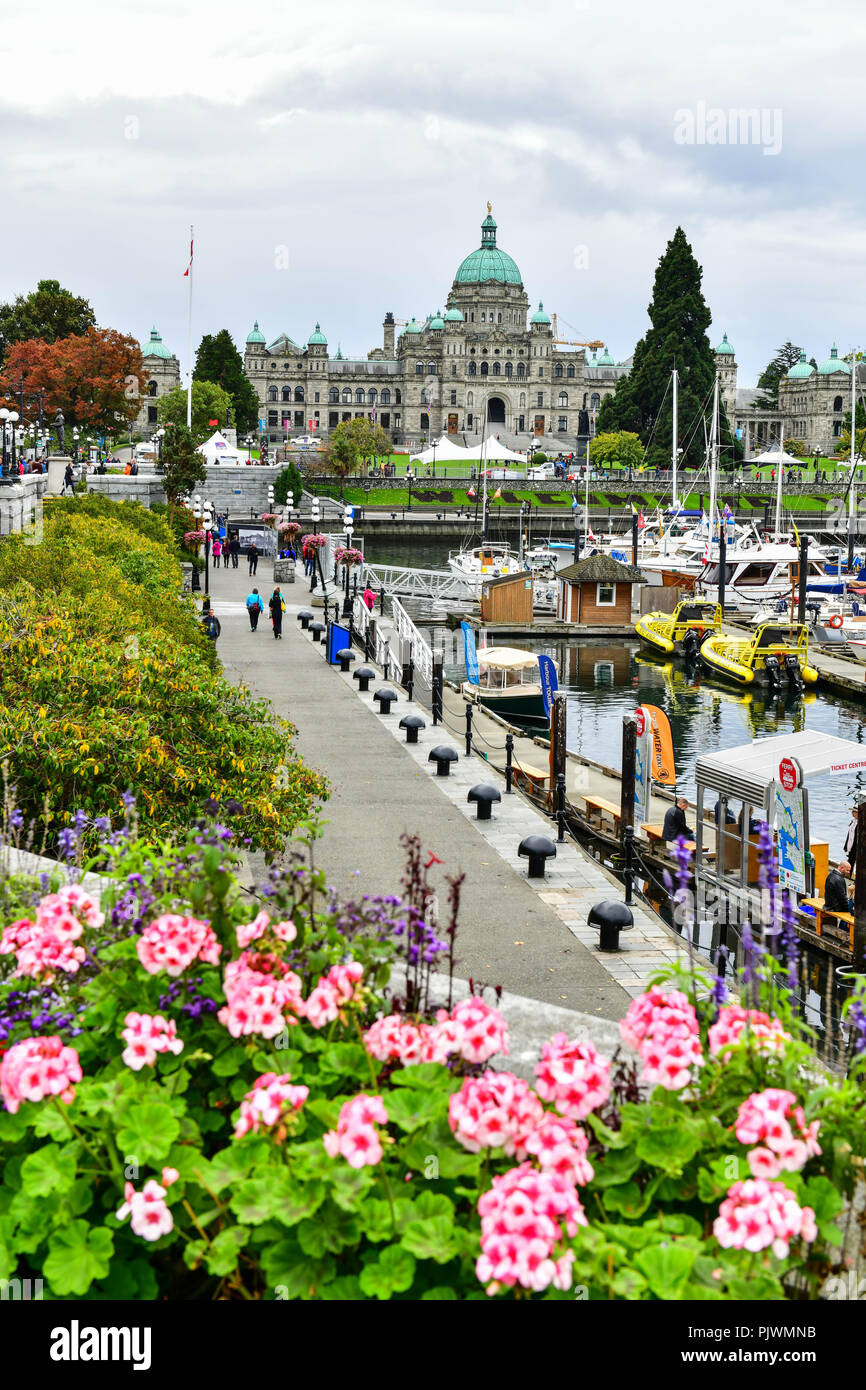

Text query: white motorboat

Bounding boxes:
[448,542,524,591]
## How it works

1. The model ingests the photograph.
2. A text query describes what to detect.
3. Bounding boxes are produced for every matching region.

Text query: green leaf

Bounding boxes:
[20,1143,79,1197]
[421,1286,459,1300]
[635,1123,702,1174]
[0,1110,30,1141]
[115,1101,180,1164]
[385,1088,446,1133]
[359,1244,417,1300]
[212,1050,244,1077]
[591,1146,642,1188]
[91,1257,160,1301]
[207,1140,271,1192]
[204,1227,250,1277]
[230,1178,279,1225]
[320,1275,364,1300]
[390,1063,451,1090]
[801,1175,844,1244]
[401,1216,457,1264]
[263,1238,336,1299]
[328,1164,376,1212]
[43,1221,115,1296]
[633,1243,696,1299]
[297,1204,360,1256]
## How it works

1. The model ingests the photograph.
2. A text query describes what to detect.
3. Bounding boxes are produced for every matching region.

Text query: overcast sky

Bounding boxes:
[2,0,864,384]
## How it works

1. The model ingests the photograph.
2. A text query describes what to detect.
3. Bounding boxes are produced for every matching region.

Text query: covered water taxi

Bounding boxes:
[699,621,818,690]
[461,647,554,725]
[635,598,722,659]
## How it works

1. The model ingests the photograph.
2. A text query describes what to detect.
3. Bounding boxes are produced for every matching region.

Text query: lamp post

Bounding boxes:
[8,411,19,476]
[342,505,354,617]
[156,427,165,471]
[201,498,214,596]
[0,408,9,484]
[310,498,321,592]
[406,468,413,513]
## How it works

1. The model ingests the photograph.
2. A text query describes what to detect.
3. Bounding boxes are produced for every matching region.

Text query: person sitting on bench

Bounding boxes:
[824,861,854,916]
[663,797,694,845]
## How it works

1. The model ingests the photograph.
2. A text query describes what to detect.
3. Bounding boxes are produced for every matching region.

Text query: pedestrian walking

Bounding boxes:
[222,539,230,568]
[269,587,285,639]
[230,537,240,569]
[61,463,75,495]
[248,542,259,576]
[246,588,264,631]
[363,587,375,611]
[212,537,222,565]
[200,600,221,643]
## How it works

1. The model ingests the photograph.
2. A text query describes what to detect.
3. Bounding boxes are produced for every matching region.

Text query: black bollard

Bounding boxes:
[797,533,809,625]
[505,732,514,794]
[465,702,473,756]
[556,772,566,843]
[718,530,726,615]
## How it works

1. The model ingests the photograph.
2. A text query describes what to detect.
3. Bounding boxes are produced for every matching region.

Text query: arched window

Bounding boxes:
[342,388,352,403]
[590,392,601,409]
[294,386,304,402]
[329,387,339,403]
[497,312,502,323]
[834,395,844,412]
[480,362,489,376]
[467,391,474,407]
[267,386,278,402]
[505,362,513,378]
[395,389,402,404]
[468,361,477,376]
[415,362,424,375]
[356,388,365,404]
[481,312,486,323]
[554,363,563,378]
[420,412,430,430]
[381,388,391,404]
[281,386,291,401]
[427,363,436,375]
[517,363,526,378]
[567,364,575,379]
[492,362,501,375]
[368,388,377,405]
[519,393,526,408]
[558,391,568,407]
[147,381,158,397]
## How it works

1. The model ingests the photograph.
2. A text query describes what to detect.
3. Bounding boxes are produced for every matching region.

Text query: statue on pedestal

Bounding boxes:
[55,411,66,452]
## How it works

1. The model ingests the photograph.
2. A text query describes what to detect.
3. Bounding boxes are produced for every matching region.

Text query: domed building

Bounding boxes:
[134,327,181,433]
[777,346,854,453]
[242,208,627,449]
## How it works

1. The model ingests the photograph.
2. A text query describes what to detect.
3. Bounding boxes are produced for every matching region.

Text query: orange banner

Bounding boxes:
[640,704,677,785]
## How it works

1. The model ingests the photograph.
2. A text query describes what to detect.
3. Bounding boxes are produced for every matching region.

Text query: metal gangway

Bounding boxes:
[319,534,475,604]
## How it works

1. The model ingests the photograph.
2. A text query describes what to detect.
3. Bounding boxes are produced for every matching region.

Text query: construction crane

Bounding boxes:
[551,313,604,352]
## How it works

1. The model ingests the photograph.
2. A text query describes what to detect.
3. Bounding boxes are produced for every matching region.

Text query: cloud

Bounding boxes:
[0,0,862,383]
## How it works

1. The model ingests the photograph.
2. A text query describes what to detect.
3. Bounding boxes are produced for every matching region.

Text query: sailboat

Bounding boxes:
[448,398,522,591]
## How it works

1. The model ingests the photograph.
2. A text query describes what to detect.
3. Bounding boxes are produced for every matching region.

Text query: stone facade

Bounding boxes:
[133,328,181,436]
[776,349,861,455]
[243,210,630,450]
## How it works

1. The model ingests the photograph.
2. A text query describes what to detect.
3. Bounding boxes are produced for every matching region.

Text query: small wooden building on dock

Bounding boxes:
[556,553,644,625]
[480,571,535,624]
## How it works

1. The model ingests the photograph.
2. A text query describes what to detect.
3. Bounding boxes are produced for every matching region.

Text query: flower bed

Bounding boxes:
[0,822,862,1300]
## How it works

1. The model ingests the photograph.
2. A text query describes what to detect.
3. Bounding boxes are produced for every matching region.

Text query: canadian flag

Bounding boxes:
[468,486,476,498]
[493,486,502,500]
[637,510,646,530]
[183,233,193,277]
[588,525,596,541]
[703,543,709,563]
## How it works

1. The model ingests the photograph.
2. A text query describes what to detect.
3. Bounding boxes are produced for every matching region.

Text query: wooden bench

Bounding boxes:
[584,795,622,833]
[643,823,697,854]
[512,761,549,795]
[799,896,855,946]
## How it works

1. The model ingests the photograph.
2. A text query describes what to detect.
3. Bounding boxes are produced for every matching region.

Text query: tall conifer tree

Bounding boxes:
[596,228,740,469]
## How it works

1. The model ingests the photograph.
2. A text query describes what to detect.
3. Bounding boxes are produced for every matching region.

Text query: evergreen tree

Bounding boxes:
[754,342,802,410]
[157,380,233,444]
[160,423,206,519]
[596,228,740,470]
[194,329,259,434]
[0,279,95,364]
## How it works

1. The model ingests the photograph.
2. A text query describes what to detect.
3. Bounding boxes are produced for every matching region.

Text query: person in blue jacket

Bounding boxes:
[246,587,264,631]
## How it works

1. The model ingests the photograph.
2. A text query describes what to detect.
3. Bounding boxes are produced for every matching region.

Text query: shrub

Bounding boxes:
[0,509,324,854]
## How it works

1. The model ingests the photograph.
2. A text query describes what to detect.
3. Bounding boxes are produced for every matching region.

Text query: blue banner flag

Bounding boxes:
[461,621,480,685]
[538,654,558,717]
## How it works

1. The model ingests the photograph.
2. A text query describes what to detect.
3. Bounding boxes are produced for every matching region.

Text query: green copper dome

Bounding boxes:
[308,322,328,346]
[246,320,265,345]
[142,327,173,359]
[428,310,445,331]
[455,209,522,286]
[444,304,464,322]
[530,301,551,325]
[402,317,423,335]
[818,344,848,375]
[715,332,734,355]
[787,352,814,380]
[597,345,615,365]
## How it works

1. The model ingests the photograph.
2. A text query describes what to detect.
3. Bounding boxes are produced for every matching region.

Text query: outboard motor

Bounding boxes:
[785,653,804,691]
[682,628,700,661]
[764,653,781,689]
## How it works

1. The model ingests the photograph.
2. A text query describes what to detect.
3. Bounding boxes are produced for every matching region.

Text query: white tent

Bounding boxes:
[463,437,529,463]
[751,448,806,468]
[197,430,242,465]
[410,434,473,464]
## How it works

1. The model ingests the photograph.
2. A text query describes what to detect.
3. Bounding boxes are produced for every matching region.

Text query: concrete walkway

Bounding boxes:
[210,561,632,1022]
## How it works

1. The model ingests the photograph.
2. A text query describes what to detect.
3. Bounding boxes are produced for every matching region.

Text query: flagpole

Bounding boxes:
[584,436,590,541]
[186,224,194,431]
[671,366,679,508]
[707,373,719,560]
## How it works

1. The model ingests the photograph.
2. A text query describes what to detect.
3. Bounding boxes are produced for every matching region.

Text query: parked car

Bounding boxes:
[528,463,556,480]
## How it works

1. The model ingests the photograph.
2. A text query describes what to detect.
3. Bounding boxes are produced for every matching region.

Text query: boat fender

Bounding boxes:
[829,614,844,629]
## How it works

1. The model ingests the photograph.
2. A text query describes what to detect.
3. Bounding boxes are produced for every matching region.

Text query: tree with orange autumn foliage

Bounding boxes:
[0,327,146,434]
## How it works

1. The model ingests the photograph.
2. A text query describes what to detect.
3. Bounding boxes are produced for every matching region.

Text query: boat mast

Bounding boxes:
[481,397,489,540]
[849,347,858,551]
[672,366,679,508]
[707,373,719,560]
[584,435,590,542]
[774,429,784,541]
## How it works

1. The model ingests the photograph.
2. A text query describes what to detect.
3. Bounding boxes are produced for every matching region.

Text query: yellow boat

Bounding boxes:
[699,620,818,690]
[635,598,721,659]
